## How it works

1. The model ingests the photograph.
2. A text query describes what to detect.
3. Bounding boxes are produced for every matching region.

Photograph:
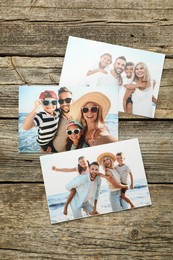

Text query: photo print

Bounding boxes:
[18,84,118,153]
[60,36,165,118]
[40,138,151,224]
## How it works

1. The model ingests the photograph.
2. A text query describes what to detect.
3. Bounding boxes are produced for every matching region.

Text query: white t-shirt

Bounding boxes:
[119,75,133,112]
[84,180,97,202]
[86,67,119,88]
[115,164,131,184]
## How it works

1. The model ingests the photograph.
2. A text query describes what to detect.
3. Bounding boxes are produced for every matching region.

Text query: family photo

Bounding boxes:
[18,85,118,153]
[60,36,165,118]
[40,139,151,224]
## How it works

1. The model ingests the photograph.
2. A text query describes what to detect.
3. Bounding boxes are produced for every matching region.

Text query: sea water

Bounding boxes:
[47,178,151,224]
[18,113,118,153]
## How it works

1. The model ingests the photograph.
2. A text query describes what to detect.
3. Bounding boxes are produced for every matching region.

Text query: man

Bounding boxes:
[52,87,73,152]
[65,162,101,219]
[110,56,127,87]
[92,56,126,88]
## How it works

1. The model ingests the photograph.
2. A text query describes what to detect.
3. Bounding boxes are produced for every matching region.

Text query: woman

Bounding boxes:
[70,92,117,146]
[123,62,156,117]
[65,120,88,150]
[97,152,129,211]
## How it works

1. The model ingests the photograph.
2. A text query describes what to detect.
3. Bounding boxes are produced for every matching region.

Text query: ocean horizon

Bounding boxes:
[47,178,151,224]
[18,113,118,153]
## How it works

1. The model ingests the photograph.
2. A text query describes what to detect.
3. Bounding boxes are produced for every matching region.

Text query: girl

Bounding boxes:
[65,120,88,150]
[52,156,90,215]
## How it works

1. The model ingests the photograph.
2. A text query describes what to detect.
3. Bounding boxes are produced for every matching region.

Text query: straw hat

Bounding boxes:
[97,152,116,165]
[70,91,111,122]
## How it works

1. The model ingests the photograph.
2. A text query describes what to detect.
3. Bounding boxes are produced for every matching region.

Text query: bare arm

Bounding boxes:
[106,170,128,189]
[52,166,77,172]
[22,99,41,130]
[124,82,149,90]
[87,68,108,76]
[129,172,134,189]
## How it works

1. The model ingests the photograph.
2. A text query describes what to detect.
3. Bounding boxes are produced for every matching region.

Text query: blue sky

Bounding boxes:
[19,84,118,114]
[60,36,165,98]
[40,139,148,196]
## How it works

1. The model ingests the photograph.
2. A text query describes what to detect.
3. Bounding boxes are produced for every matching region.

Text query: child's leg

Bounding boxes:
[126,102,133,113]
[126,96,133,114]
[63,188,76,215]
[121,193,135,208]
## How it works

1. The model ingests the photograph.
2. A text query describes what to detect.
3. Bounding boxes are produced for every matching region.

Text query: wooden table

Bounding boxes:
[0,1,173,259]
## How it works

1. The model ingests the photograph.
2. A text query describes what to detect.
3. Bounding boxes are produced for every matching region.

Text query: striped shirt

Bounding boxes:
[34,109,60,146]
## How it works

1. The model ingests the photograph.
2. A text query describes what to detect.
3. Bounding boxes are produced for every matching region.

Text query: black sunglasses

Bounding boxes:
[66,128,81,135]
[82,106,99,113]
[58,98,72,105]
[42,100,57,106]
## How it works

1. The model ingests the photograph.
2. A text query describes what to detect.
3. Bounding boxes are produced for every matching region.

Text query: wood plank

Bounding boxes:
[0,22,172,56]
[0,119,172,183]
[0,5,173,25]
[1,0,173,10]
[0,184,172,259]
[0,84,173,119]
[0,57,172,119]
[0,56,171,85]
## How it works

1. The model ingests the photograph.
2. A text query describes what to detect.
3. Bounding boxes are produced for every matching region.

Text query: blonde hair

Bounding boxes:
[134,62,151,82]
[100,156,114,170]
[80,102,105,128]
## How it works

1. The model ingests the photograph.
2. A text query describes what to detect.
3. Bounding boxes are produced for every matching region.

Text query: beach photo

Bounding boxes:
[18,84,118,153]
[60,36,165,118]
[40,138,151,224]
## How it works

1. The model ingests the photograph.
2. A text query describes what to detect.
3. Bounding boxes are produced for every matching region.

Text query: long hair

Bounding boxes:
[65,134,87,151]
[100,156,114,170]
[80,103,105,128]
[77,156,90,175]
[133,62,151,82]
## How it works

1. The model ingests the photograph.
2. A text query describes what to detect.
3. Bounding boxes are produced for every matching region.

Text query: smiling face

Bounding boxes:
[41,98,57,115]
[125,65,134,79]
[100,54,112,68]
[102,156,113,169]
[116,155,124,166]
[82,102,99,124]
[89,164,99,181]
[58,91,72,114]
[66,124,82,144]
[114,58,126,75]
[78,157,88,168]
[135,63,145,79]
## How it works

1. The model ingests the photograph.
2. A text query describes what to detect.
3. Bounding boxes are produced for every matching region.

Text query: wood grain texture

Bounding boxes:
[0,56,172,119]
[0,119,172,183]
[0,22,173,56]
[0,184,173,259]
[0,1,173,259]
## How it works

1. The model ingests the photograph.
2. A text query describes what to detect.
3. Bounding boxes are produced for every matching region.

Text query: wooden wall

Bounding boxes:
[0,1,173,259]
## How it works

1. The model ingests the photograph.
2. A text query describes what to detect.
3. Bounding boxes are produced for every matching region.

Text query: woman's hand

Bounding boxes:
[52,166,57,171]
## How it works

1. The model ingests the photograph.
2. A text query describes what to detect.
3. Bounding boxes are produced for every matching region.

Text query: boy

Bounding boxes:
[87,53,112,76]
[123,62,135,113]
[115,152,135,208]
[22,90,60,152]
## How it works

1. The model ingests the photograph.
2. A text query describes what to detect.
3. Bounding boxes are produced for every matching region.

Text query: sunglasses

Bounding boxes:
[82,106,99,113]
[42,100,57,106]
[66,128,81,135]
[58,98,72,105]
